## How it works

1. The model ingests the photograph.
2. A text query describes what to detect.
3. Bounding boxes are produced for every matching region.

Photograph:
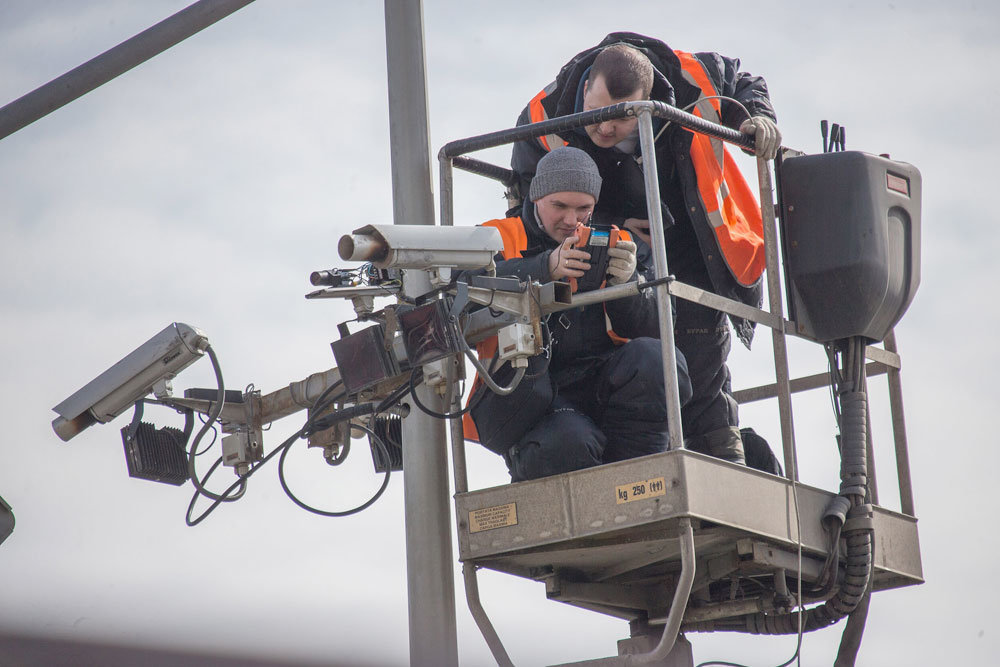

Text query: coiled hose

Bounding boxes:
[686,390,873,635]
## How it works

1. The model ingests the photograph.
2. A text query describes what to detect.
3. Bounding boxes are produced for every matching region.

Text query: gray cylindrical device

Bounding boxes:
[338,233,387,263]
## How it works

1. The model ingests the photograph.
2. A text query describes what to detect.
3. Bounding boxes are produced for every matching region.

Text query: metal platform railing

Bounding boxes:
[438,101,919,666]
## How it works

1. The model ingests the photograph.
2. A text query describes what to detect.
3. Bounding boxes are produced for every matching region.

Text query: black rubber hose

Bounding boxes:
[685,391,873,637]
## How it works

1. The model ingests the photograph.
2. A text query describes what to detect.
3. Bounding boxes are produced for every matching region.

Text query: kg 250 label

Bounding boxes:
[615,476,667,504]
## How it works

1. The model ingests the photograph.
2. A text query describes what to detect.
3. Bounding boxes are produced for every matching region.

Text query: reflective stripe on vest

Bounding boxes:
[675,50,765,287]
[528,82,568,153]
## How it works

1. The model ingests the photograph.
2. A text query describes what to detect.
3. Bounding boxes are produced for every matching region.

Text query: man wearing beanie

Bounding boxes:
[464,147,692,482]
[510,34,783,469]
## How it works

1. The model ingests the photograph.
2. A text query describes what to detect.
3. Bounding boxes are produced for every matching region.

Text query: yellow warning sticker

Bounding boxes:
[615,476,667,504]
[469,502,518,533]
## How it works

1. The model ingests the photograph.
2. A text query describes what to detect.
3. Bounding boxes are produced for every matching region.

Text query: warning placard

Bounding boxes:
[469,502,518,533]
[615,476,667,504]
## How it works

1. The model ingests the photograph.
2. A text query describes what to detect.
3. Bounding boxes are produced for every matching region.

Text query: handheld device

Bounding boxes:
[570,223,622,293]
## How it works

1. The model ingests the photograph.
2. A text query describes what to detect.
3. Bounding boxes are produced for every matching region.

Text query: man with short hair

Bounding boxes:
[465,146,691,482]
[511,33,781,467]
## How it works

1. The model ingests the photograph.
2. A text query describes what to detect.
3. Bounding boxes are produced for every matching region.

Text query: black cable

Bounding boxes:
[187,377,347,525]
[302,402,378,437]
[696,626,803,667]
[187,348,410,525]
[311,378,345,414]
[277,421,392,517]
[186,345,245,504]
[272,379,406,517]
[407,367,488,420]
[185,425,304,526]
[375,380,413,415]
[325,439,351,466]
[194,412,218,455]
[188,371,377,525]
[186,456,240,526]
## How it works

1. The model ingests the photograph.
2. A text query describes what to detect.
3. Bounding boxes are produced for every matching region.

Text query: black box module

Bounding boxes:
[779,151,921,343]
[398,299,461,367]
[331,324,401,395]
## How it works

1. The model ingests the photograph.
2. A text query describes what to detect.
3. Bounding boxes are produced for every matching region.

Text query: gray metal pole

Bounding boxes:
[637,109,685,450]
[757,157,799,481]
[383,2,458,666]
[883,329,916,515]
[0,0,256,141]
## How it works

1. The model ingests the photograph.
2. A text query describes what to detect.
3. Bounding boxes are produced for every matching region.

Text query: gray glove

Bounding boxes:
[606,240,637,286]
[739,116,782,160]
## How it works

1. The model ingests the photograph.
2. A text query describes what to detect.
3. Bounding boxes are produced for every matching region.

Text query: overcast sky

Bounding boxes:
[1,1,998,666]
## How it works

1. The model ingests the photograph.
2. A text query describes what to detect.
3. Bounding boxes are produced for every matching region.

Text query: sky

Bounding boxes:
[1,1,998,666]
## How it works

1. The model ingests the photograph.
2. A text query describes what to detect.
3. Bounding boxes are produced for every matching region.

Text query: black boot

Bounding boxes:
[685,426,746,466]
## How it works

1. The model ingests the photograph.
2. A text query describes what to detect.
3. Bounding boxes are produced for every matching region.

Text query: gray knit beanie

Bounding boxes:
[528,146,602,202]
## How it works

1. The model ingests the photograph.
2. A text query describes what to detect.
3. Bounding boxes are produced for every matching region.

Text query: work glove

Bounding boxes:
[606,240,637,286]
[739,116,781,160]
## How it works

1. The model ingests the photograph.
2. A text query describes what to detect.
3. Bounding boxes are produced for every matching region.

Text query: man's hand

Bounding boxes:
[606,240,637,285]
[739,116,781,160]
[549,236,591,281]
[623,218,651,245]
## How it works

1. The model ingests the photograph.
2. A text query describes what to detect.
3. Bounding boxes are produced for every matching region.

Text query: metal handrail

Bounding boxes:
[441,96,915,664]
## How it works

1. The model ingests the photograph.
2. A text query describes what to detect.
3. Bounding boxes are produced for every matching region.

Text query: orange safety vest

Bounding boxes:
[462,218,526,442]
[526,50,765,287]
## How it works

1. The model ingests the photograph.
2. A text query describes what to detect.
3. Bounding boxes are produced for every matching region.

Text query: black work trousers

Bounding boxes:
[658,223,740,442]
[673,296,738,440]
[504,337,692,483]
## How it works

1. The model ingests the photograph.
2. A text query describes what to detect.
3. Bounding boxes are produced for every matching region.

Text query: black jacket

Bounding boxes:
[510,32,776,346]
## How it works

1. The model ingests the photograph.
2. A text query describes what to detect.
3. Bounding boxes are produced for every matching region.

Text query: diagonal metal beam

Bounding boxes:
[0,0,256,140]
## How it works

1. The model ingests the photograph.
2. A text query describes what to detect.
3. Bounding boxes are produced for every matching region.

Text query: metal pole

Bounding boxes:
[883,329,915,515]
[636,108,685,450]
[757,157,799,480]
[464,564,516,667]
[0,0,256,140]
[633,518,696,665]
[439,156,455,228]
[383,2,458,665]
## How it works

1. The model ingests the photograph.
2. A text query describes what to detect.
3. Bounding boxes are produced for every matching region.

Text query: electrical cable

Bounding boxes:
[274,376,413,516]
[307,379,347,419]
[187,376,349,525]
[302,402,377,438]
[277,421,392,518]
[194,411,218,455]
[325,438,351,466]
[375,380,414,415]
[187,378,353,525]
[696,338,872,639]
[460,340,526,396]
[186,425,305,526]
[186,345,246,504]
[407,366,489,420]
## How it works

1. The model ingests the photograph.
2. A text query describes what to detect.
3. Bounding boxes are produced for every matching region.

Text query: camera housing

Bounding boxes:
[51,323,209,442]
[338,224,502,270]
